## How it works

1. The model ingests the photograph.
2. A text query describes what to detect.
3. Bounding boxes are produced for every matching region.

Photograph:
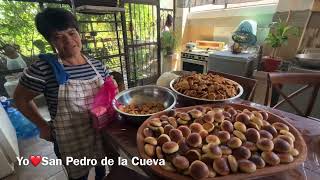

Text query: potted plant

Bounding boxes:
[160,31,179,73]
[263,16,299,72]
[161,31,178,56]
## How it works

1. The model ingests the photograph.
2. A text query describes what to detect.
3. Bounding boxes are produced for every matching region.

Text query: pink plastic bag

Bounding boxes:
[90,76,118,130]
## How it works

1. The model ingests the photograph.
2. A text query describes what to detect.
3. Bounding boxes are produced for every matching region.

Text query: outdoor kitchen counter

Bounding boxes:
[102,99,320,179]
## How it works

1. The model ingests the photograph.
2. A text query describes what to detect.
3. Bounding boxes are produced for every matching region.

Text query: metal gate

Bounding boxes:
[123,0,161,87]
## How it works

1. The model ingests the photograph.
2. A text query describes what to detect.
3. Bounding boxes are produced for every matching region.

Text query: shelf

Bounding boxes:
[76,5,125,14]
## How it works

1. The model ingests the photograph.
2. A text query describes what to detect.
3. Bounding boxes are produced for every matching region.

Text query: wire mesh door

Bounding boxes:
[124,0,161,87]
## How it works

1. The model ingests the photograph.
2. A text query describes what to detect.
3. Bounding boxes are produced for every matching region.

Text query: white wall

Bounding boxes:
[276,0,314,12]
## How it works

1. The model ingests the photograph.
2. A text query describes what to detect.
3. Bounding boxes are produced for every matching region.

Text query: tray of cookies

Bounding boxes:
[136,103,307,180]
[169,73,243,102]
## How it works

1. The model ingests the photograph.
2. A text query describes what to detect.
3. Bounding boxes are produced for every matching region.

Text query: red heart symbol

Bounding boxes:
[29,155,42,167]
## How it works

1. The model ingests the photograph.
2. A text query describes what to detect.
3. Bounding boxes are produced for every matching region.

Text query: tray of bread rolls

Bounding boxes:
[136,103,307,180]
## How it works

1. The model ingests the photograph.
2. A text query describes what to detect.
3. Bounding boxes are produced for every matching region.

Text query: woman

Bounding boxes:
[14,8,116,180]
[1,44,27,70]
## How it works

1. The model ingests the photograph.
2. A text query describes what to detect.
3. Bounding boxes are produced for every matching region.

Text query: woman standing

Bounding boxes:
[14,8,115,180]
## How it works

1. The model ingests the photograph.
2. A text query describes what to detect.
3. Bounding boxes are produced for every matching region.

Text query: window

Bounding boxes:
[189,0,278,12]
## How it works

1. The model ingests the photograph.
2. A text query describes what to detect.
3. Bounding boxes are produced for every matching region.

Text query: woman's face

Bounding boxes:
[50,28,82,58]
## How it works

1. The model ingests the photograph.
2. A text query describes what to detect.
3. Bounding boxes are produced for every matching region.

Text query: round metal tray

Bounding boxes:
[169,77,244,102]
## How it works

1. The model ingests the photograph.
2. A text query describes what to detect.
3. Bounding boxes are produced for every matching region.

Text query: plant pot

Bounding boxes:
[262,56,282,72]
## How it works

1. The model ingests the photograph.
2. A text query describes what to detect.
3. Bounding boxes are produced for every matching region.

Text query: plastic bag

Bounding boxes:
[6,107,39,139]
[90,76,118,130]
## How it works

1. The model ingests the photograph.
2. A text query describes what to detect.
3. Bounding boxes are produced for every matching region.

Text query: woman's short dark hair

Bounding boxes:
[165,14,173,27]
[35,8,79,41]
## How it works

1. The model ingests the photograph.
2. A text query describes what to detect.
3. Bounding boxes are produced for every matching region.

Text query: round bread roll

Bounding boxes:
[224,105,234,111]
[144,137,157,145]
[203,114,214,123]
[213,157,230,176]
[190,123,204,133]
[246,128,260,143]
[217,131,231,143]
[238,160,257,173]
[261,151,280,166]
[180,112,191,121]
[249,154,266,169]
[247,122,260,130]
[273,138,291,153]
[157,134,171,146]
[156,146,164,159]
[203,122,215,132]
[161,121,169,127]
[164,124,174,135]
[169,129,183,143]
[242,141,258,152]
[227,155,238,173]
[243,109,255,119]
[189,109,203,119]
[261,125,278,137]
[150,118,162,127]
[196,106,207,113]
[277,153,294,163]
[252,111,264,120]
[194,118,205,125]
[205,107,213,113]
[223,111,232,118]
[168,117,178,128]
[277,135,294,147]
[144,144,155,157]
[227,108,238,117]
[272,122,289,132]
[262,120,270,127]
[178,125,191,138]
[220,145,232,155]
[257,138,274,152]
[211,107,222,114]
[234,121,247,133]
[162,141,179,154]
[214,112,225,123]
[233,146,251,160]
[185,149,201,163]
[172,155,190,170]
[178,139,190,154]
[199,130,209,139]
[167,109,176,117]
[201,154,214,167]
[187,133,202,148]
[221,121,234,133]
[251,117,263,129]
[160,114,169,122]
[189,160,209,180]
[233,130,247,141]
[227,137,242,149]
[177,118,189,125]
[160,161,176,172]
[207,144,222,159]
[206,135,221,145]
[259,111,269,120]
[259,130,273,140]
[153,126,164,137]
[279,130,296,141]
[143,128,154,137]
[235,113,251,125]
[290,148,300,157]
